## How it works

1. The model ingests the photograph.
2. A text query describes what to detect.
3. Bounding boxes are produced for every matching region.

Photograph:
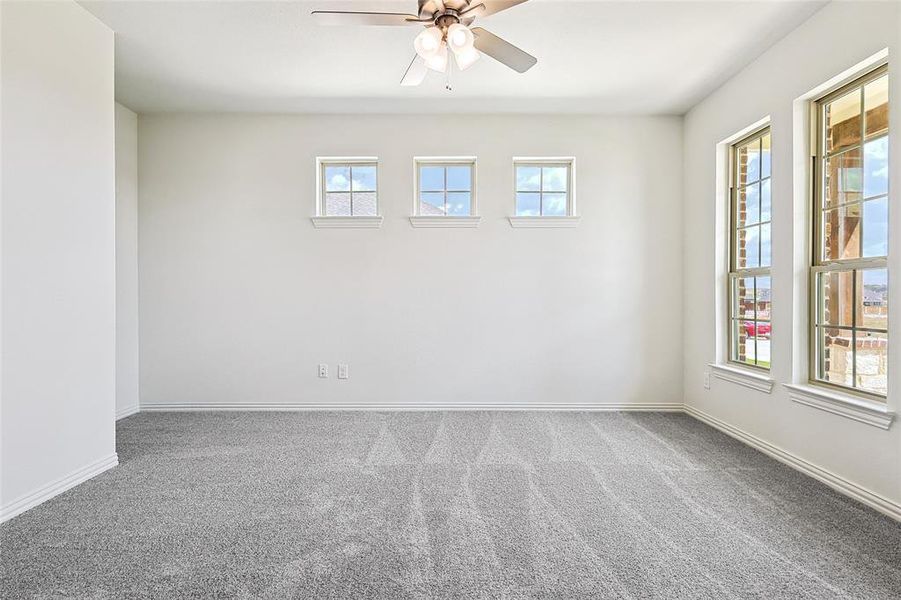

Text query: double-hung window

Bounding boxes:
[812,66,889,397]
[729,128,772,369]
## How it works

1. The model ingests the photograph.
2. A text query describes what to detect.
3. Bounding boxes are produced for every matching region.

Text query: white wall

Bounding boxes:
[0,0,116,521]
[116,103,139,419]
[138,114,683,409]
[683,1,901,506]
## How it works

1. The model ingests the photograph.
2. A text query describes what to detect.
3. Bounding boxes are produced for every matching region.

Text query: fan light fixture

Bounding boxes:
[414,23,478,73]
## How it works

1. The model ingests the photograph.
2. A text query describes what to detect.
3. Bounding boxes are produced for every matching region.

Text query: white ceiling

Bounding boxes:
[80,0,826,115]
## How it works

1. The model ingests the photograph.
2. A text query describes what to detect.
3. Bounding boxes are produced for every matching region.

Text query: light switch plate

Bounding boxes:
[338,364,348,379]
[318,364,328,378]
[703,371,710,390]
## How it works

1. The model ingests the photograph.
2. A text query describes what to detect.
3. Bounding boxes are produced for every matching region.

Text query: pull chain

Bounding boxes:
[445,50,453,91]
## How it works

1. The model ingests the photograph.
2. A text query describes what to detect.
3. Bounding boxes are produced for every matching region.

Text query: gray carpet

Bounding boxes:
[1,411,900,599]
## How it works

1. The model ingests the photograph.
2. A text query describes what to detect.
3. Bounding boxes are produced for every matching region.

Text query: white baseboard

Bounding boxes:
[116,404,140,420]
[139,402,684,412]
[0,453,118,523]
[684,405,901,523]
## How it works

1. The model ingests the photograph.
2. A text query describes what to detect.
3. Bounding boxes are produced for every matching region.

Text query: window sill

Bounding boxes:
[409,216,481,228]
[508,216,581,228]
[784,384,894,430]
[311,216,383,229]
[708,363,774,393]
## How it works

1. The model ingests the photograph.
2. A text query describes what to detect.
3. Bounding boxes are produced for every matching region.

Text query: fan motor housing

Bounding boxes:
[418,0,473,21]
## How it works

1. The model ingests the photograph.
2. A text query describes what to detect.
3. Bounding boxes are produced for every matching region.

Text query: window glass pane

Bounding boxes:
[420,192,445,215]
[825,89,861,154]
[735,276,755,319]
[351,166,377,192]
[820,327,853,387]
[733,320,756,366]
[760,179,771,222]
[822,203,861,261]
[542,167,567,192]
[738,139,760,185]
[863,137,888,199]
[738,182,760,227]
[857,268,888,330]
[325,192,351,216]
[516,192,540,216]
[351,192,377,216]
[755,323,771,368]
[420,166,445,192]
[761,133,771,179]
[856,330,887,395]
[737,226,759,269]
[864,75,889,138]
[325,166,351,192]
[446,166,471,191]
[446,192,471,216]
[818,270,853,327]
[760,223,771,268]
[756,276,771,321]
[862,197,888,258]
[542,193,567,216]
[516,166,540,192]
[823,148,862,208]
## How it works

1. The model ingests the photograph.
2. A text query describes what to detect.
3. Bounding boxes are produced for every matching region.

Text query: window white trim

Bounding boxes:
[409,216,481,228]
[708,363,774,393]
[784,383,895,429]
[511,156,577,218]
[508,216,581,228]
[311,216,384,229]
[315,156,380,218]
[412,156,478,217]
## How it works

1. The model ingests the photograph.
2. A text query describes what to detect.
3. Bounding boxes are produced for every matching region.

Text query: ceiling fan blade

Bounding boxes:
[311,11,419,26]
[478,0,530,17]
[401,54,428,87]
[459,3,486,18]
[471,27,537,73]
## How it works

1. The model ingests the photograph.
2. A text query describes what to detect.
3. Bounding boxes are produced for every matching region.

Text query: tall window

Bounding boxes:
[415,158,476,216]
[317,158,378,217]
[812,66,889,397]
[514,159,574,216]
[729,128,772,369]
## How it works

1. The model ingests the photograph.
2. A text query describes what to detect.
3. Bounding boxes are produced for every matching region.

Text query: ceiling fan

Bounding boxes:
[311,1,536,87]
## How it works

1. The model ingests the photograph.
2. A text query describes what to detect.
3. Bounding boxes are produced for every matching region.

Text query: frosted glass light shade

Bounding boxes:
[424,44,448,72]
[447,23,474,53]
[453,46,480,70]
[414,27,444,60]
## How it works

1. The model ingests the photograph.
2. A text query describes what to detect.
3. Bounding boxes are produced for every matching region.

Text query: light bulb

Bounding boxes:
[453,46,480,70]
[424,44,448,72]
[414,27,443,60]
[447,23,474,53]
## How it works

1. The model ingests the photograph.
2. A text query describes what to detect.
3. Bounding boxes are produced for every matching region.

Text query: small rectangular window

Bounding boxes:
[317,158,378,217]
[414,158,476,216]
[513,159,574,216]
[728,128,771,370]
[812,65,889,397]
